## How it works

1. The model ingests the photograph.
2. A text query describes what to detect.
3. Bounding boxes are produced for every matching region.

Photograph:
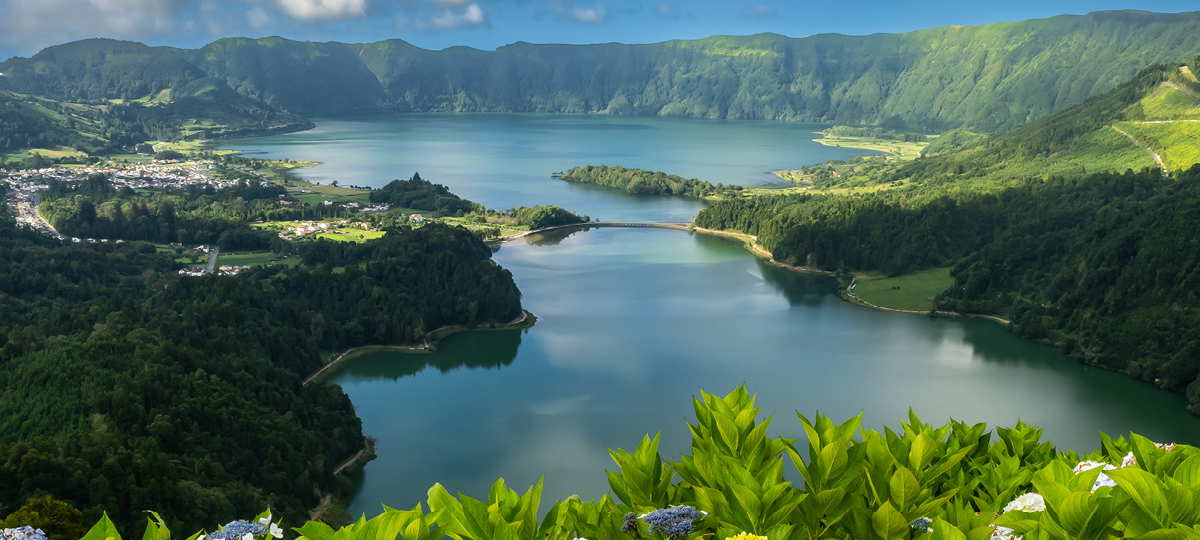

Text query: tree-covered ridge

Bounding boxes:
[369,174,480,216]
[697,165,1200,413]
[558,166,744,198]
[44,387,1200,540]
[0,212,524,533]
[3,11,1200,131]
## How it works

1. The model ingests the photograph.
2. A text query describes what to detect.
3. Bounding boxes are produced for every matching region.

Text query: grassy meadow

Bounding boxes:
[851,267,954,311]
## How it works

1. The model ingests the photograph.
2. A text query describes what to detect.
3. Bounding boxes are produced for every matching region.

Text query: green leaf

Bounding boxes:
[294,522,336,540]
[889,467,921,512]
[928,520,967,540]
[82,513,123,540]
[872,502,909,540]
[910,433,936,472]
[1107,468,1170,529]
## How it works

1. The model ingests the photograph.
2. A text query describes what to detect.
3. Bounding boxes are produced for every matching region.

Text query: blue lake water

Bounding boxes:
[222,115,1200,520]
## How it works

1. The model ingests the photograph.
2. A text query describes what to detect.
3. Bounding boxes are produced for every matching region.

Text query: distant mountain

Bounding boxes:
[3,10,1200,132]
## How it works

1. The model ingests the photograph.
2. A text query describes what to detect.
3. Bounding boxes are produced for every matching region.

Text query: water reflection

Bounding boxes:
[332,330,522,383]
[759,261,839,306]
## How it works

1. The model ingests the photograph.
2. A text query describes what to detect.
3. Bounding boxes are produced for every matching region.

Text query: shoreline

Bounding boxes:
[302,309,535,385]
[689,225,1009,324]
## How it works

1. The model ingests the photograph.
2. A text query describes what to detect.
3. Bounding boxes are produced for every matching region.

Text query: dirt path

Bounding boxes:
[303,310,531,385]
[1112,125,1167,178]
[1164,80,1200,97]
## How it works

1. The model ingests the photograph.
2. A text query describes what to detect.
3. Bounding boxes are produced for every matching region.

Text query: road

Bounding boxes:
[205,246,220,273]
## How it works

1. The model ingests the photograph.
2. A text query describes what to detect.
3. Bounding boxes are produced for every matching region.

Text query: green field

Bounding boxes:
[1114,121,1200,171]
[811,134,930,161]
[216,250,301,267]
[850,267,954,311]
[291,185,372,205]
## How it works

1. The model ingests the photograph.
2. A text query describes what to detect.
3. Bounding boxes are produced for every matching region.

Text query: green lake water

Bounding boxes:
[221,114,1200,519]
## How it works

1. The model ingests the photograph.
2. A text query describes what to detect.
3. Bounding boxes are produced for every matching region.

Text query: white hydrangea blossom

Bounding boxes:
[1120,452,1137,468]
[1003,492,1045,513]
[989,524,1020,540]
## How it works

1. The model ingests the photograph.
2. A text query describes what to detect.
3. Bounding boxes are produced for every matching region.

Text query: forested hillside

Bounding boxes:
[2,11,1199,131]
[694,59,1200,415]
[0,207,523,533]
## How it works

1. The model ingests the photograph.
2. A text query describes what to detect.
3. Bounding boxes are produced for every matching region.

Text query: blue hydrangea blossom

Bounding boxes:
[0,527,47,540]
[638,506,707,540]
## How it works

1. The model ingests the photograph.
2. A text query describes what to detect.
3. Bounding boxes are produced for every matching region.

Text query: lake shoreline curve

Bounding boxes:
[303,309,536,385]
[688,225,1010,325]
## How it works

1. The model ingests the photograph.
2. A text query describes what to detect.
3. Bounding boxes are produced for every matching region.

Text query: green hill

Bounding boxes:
[3,11,1200,131]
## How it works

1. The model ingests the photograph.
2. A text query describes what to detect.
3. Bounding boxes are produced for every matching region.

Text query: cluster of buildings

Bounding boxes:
[275,220,377,241]
[178,264,251,277]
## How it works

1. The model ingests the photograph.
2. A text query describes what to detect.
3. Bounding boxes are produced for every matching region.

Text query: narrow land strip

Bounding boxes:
[302,309,532,385]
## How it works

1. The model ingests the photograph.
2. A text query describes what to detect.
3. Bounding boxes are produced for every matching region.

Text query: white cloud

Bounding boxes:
[0,0,181,53]
[275,0,367,20]
[741,3,777,19]
[431,2,487,28]
[653,0,677,18]
[572,5,605,24]
[246,7,272,27]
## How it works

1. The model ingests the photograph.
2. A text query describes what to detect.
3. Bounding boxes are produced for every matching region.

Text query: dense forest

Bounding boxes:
[370,174,480,216]
[38,176,354,248]
[0,198,524,534]
[558,166,744,198]
[2,11,1200,133]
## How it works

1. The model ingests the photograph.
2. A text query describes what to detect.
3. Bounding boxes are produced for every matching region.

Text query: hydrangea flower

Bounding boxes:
[910,517,933,532]
[1072,460,1108,474]
[1073,460,1118,492]
[200,515,283,540]
[0,527,47,540]
[1002,493,1045,513]
[1155,442,1176,453]
[622,512,641,538]
[639,506,707,539]
[1120,452,1137,468]
[989,524,1020,540]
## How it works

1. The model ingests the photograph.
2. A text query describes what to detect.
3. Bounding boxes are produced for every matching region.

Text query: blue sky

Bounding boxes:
[0,0,1196,60]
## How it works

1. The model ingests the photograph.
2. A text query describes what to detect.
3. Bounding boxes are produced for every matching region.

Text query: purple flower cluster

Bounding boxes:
[0,527,47,540]
[640,506,705,540]
[207,520,269,540]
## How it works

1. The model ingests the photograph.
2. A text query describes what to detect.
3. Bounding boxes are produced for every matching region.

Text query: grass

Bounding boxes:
[7,147,88,159]
[851,267,954,312]
[811,134,931,162]
[1113,121,1200,171]
[253,221,385,244]
[216,250,301,267]
[1132,83,1200,121]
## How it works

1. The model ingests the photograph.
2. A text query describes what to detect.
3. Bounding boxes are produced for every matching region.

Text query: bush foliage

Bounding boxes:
[53,388,1200,540]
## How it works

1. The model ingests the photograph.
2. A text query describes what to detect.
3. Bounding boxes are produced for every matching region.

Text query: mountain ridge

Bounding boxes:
[3,9,1199,131]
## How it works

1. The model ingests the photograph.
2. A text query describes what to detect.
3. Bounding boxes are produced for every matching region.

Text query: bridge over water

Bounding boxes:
[501,221,692,241]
